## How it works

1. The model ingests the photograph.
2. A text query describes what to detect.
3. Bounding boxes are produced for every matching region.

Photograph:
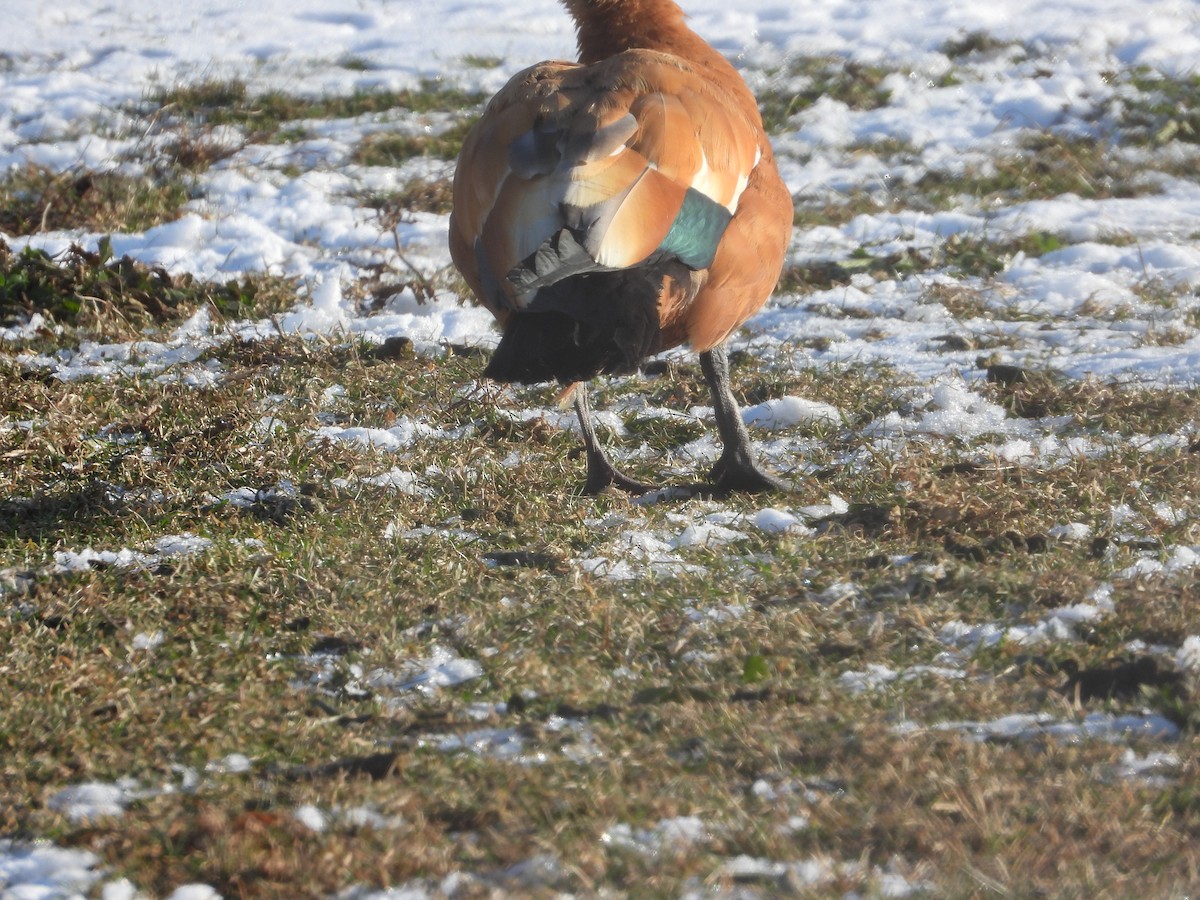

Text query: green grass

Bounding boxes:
[1120,68,1200,145]
[759,57,896,132]
[368,177,456,218]
[351,120,476,165]
[777,230,1071,294]
[940,31,1028,60]
[0,237,297,343]
[462,54,504,70]
[0,165,192,236]
[147,78,486,142]
[914,134,1159,207]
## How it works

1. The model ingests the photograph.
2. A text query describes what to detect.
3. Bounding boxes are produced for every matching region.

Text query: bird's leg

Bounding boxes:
[700,344,789,494]
[572,382,655,496]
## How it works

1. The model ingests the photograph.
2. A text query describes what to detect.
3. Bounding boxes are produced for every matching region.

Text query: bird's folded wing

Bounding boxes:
[450,51,766,313]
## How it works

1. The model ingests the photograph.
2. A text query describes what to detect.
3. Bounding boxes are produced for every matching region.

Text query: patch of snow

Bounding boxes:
[294,803,329,833]
[578,519,709,580]
[796,494,850,521]
[294,644,482,709]
[100,879,141,900]
[1112,749,1180,786]
[703,855,925,897]
[431,715,601,766]
[130,630,165,652]
[438,728,540,763]
[277,268,351,334]
[742,396,843,429]
[1151,502,1187,526]
[1049,522,1094,542]
[922,711,1180,743]
[814,581,866,607]
[718,854,836,888]
[1110,504,1144,527]
[778,815,811,835]
[205,753,253,774]
[293,803,402,833]
[672,521,746,549]
[840,663,965,693]
[53,533,211,573]
[940,591,1115,649]
[601,815,711,856]
[342,854,564,899]
[311,418,472,452]
[1,312,50,342]
[334,468,433,498]
[0,840,103,899]
[46,780,139,822]
[867,378,1019,440]
[1176,636,1200,673]
[751,507,812,534]
[222,481,298,508]
[373,646,483,696]
[43,765,217,827]
[153,533,214,557]
[250,415,287,441]
[685,602,747,625]
[165,887,222,900]
[1115,545,1200,581]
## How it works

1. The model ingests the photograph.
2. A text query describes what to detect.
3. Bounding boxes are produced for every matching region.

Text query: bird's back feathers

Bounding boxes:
[449,0,792,384]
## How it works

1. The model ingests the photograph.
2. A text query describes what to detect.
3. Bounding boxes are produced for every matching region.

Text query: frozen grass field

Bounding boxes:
[2,0,1199,895]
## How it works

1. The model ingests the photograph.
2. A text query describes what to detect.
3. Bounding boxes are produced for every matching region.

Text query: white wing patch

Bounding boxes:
[728,146,762,213]
[689,146,762,214]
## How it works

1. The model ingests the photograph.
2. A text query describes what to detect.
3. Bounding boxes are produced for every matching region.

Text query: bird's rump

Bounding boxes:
[449,49,769,383]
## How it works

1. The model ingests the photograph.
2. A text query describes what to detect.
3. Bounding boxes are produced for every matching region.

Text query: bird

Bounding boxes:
[449,0,793,496]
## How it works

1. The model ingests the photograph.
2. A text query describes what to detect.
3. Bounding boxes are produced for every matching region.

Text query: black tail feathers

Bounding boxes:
[484,268,663,384]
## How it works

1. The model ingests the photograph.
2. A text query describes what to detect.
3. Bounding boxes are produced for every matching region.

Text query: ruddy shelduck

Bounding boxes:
[450,0,792,495]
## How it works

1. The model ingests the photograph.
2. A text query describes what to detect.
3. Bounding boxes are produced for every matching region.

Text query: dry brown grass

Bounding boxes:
[3,61,1200,897]
[3,305,1198,895]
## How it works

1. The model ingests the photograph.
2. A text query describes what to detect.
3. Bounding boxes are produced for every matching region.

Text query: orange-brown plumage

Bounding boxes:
[449,0,793,494]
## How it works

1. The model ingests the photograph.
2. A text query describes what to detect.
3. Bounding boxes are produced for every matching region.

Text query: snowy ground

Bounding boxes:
[3,0,1199,896]
[5,0,1199,386]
